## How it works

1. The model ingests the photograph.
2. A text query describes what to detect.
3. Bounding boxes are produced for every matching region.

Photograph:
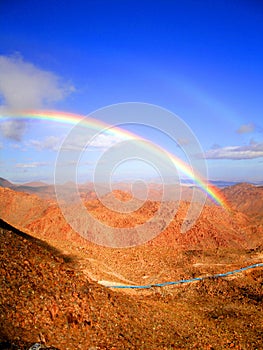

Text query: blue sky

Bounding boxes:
[0,0,262,184]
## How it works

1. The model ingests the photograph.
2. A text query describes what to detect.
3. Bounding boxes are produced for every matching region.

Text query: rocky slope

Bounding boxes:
[0,219,182,349]
[0,185,262,287]
[1,219,263,349]
[1,182,263,349]
[223,183,263,221]
[0,186,261,250]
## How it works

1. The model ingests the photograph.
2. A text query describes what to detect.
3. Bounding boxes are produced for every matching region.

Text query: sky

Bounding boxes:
[0,0,263,184]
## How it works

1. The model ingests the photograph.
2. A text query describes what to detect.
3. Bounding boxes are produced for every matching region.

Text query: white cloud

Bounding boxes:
[63,132,129,151]
[236,123,255,134]
[28,133,124,153]
[0,119,27,141]
[204,141,263,160]
[29,135,61,151]
[15,162,48,168]
[89,133,126,148]
[0,54,75,141]
[0,54,74,112]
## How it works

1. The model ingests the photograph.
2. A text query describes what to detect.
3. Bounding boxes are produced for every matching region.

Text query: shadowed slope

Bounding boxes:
[1,219,263,349]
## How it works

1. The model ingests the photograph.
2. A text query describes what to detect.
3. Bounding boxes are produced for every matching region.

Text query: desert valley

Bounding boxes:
[0,179,262,349]
[1,1,263,349]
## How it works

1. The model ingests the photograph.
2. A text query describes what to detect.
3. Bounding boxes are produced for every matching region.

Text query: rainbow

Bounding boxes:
[1,109,229,209]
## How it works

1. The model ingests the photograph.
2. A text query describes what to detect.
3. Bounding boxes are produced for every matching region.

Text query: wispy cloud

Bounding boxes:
[11,143,23,149]
[29,136,62,151]
[27,132,127,152]
[236,123,255,134]
[15,162,48,168]
[89,133,127,148]
[62,132,129,151]
[58,160,95,167]
[204,140,263,160]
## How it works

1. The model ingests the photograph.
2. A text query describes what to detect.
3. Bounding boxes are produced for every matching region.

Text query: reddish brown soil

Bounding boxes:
[0,184,263,349]
[0,186,262,284]
[1,219,263,349]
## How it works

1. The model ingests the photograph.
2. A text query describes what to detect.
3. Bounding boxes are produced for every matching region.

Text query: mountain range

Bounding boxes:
[0,178,262,349]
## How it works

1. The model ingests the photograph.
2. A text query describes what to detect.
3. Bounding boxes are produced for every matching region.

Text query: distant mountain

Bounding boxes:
[209,180,239,188]
[177,179,263,188]
[0,185,261,250]
[0,177,14,188]
[222,183,263,221]
[22,181,49,187]
[15,184,56,199]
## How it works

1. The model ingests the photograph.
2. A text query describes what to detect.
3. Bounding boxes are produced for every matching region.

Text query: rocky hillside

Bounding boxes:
[0,186,261,251]
[0,219,183,349]
[0,185,262,288]
[1,219,263,349]
[223,183,263,220]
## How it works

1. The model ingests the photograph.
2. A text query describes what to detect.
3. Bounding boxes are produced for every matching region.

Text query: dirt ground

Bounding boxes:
[1,219,262,350]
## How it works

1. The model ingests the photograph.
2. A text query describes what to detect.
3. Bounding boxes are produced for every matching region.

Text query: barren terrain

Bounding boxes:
[0,182,262,349]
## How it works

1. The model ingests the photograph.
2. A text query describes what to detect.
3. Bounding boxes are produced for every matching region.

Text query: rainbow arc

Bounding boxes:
[1,110,230,209]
